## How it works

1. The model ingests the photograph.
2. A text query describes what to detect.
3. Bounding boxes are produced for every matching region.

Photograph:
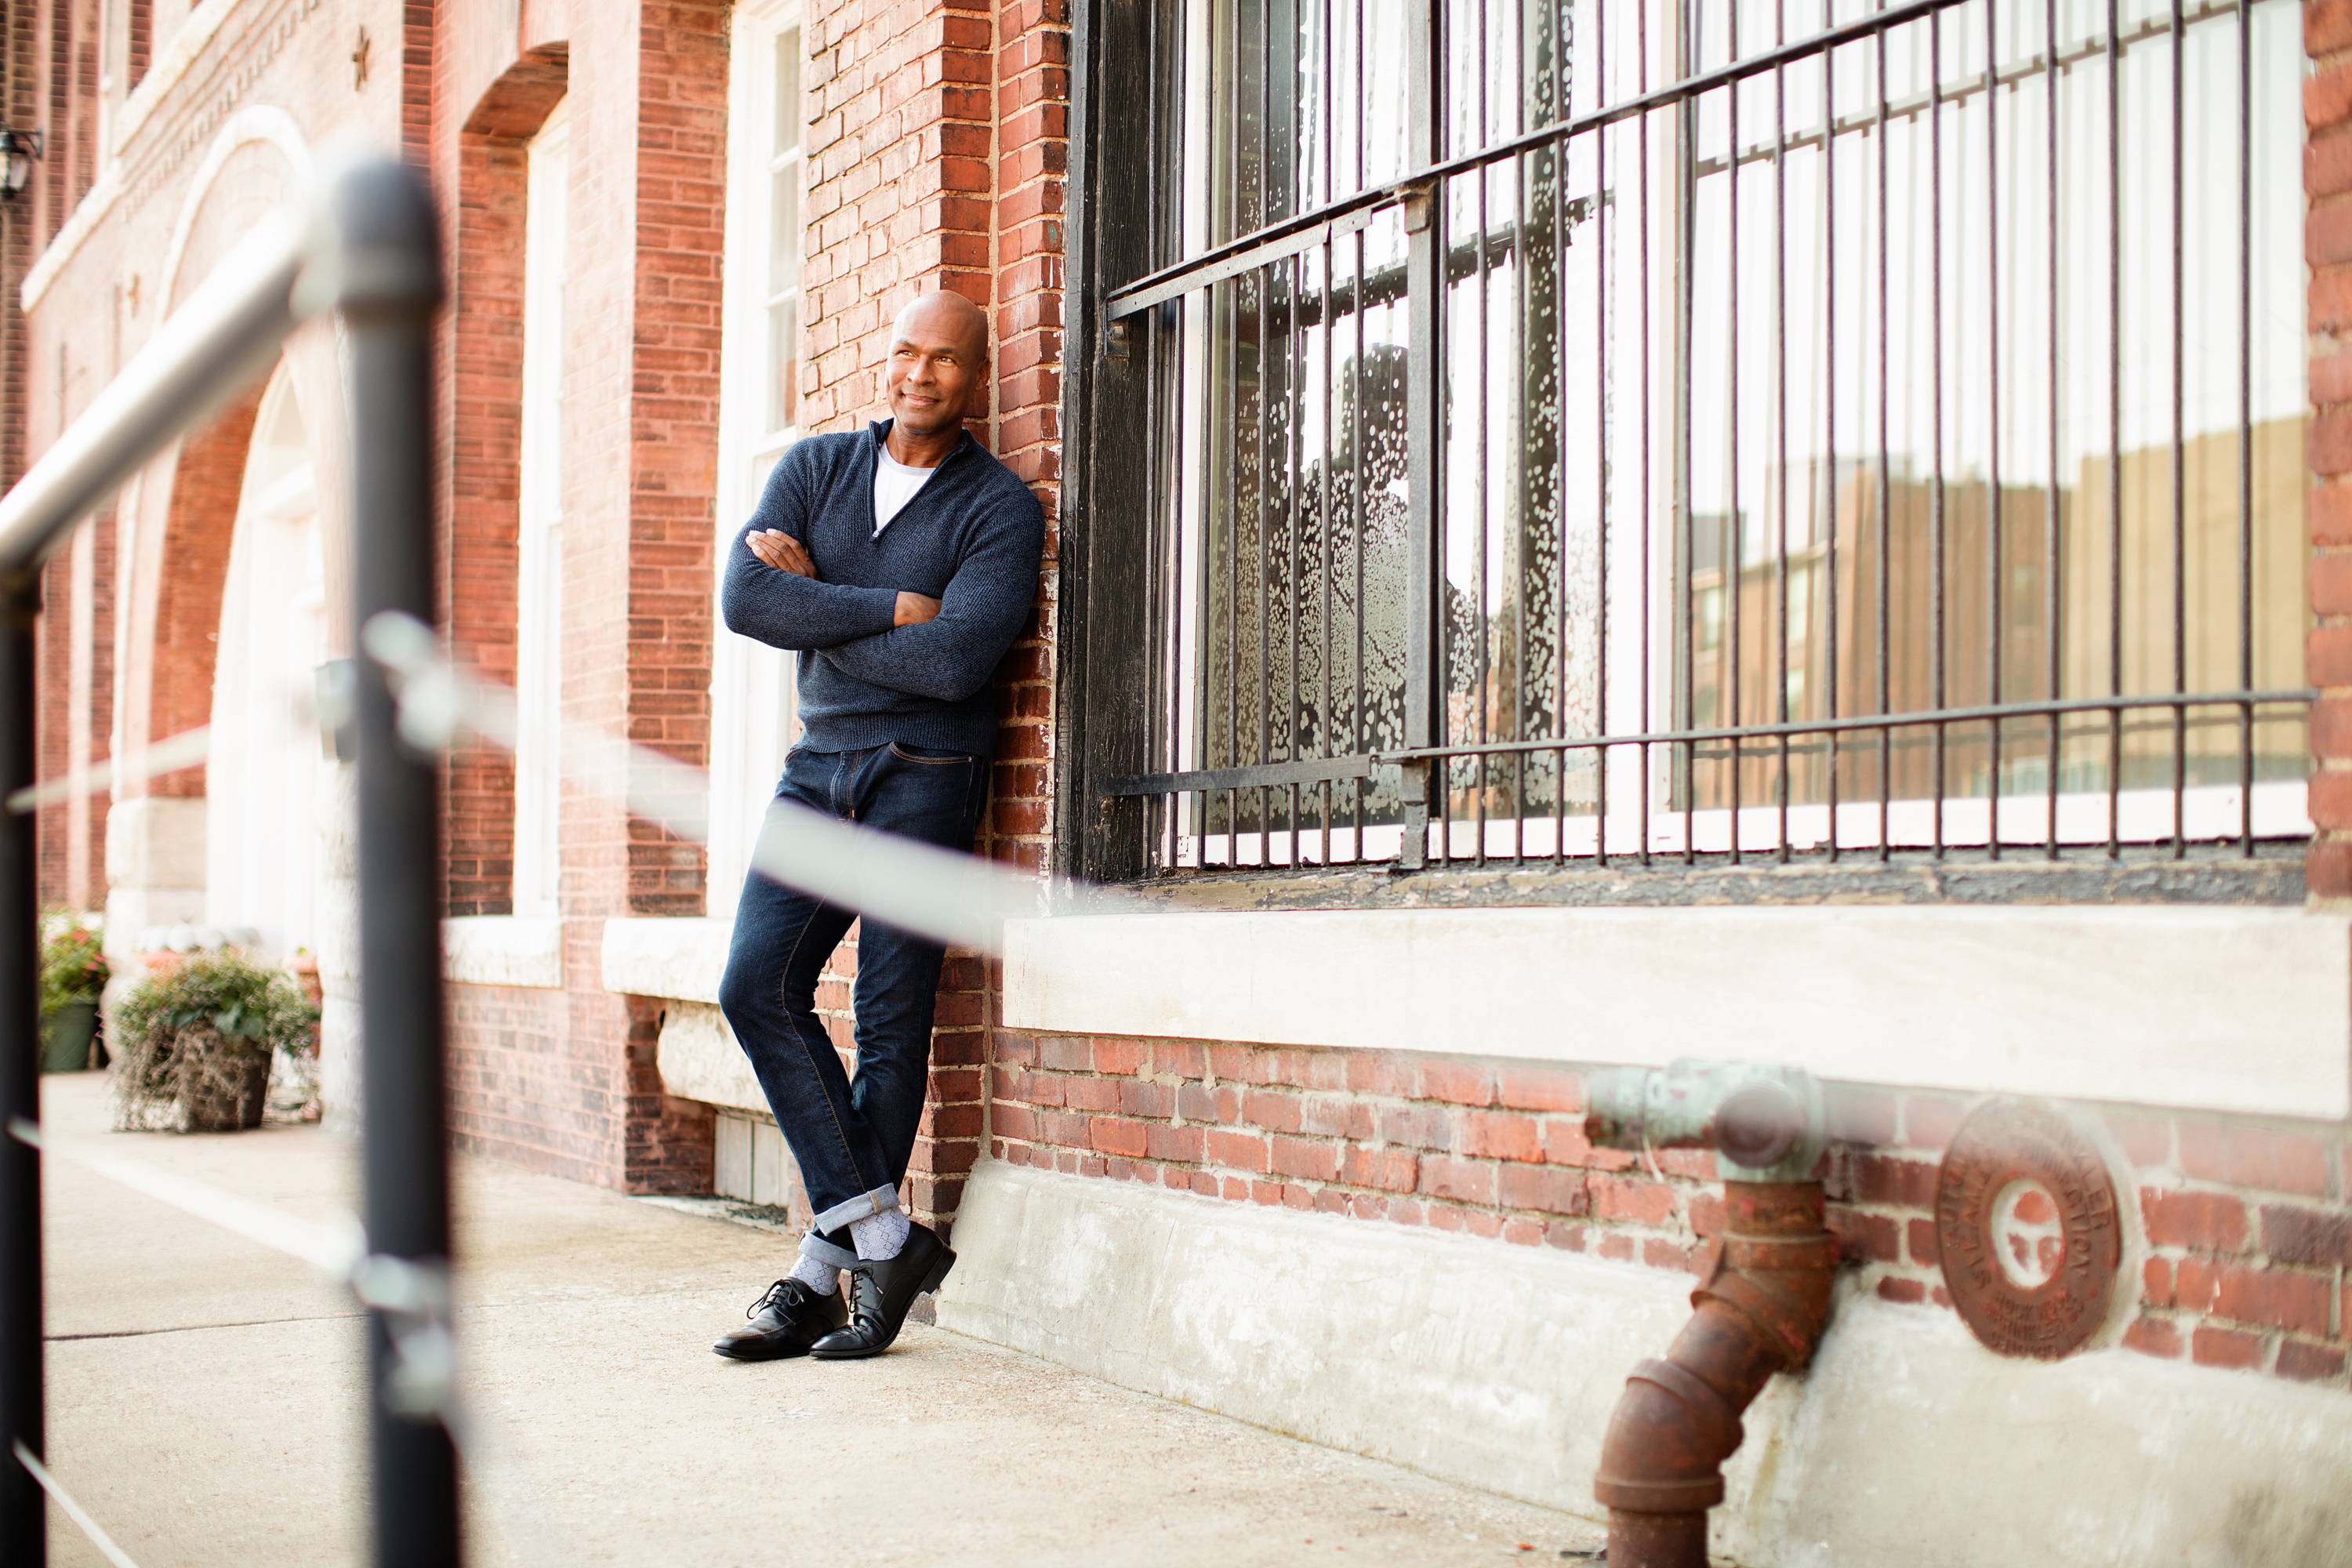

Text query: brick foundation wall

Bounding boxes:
[988,1035,2352,1392]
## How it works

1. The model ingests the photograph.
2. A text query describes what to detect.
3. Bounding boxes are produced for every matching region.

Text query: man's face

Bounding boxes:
[885,299,987,436]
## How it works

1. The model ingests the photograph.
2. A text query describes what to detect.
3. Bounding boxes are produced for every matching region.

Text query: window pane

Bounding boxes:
[1665,0,2310,819]
[1197,0,1410,251]
[774,27,801,155]
[1184,211,1412,840]
[768,166,800,296]
[1123,0,2312,873]
[768,295,798,434]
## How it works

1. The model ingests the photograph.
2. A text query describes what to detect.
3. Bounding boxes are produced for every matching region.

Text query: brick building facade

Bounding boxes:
[8,0,2352,1558]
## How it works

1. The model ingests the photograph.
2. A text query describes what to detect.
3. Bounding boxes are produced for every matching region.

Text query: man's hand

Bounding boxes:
[749,528,935,625]
[747,528,818,579]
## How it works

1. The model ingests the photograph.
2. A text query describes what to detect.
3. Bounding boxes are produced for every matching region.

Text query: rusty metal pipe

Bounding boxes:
[1594,1181,1837,1566]
[1583,1063,1838,1568]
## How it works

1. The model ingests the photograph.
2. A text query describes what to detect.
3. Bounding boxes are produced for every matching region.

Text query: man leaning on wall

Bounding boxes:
[707,289,1044,1363]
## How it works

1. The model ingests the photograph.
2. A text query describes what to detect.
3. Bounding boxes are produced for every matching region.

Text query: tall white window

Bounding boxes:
[514,98,572,916]
[707,2,804,916]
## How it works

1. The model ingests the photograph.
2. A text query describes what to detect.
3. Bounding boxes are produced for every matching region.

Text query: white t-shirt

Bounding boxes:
[873,445,938,537]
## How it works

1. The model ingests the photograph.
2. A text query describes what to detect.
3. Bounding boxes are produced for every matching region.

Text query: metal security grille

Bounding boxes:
[1062,0,2311,882]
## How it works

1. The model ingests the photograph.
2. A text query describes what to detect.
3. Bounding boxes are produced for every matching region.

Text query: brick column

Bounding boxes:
[2311,0,2352,894]
[795,0,1067,1229]
[955,0,1067,1226]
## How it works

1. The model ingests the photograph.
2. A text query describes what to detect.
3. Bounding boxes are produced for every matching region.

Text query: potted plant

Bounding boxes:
[112,951,319,1133]
[38,916,107,1073]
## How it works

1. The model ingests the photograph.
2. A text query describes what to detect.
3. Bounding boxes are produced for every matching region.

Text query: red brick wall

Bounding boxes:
[31,522,111,911]
[126,0,151,93]
[773,0,1065,1229]
[429,2,728,1192]
[444,949,713,1193]
[989,1036,2352,1391]
[2,1,31,499]
[35,550,70,901]
[619,1,727,917]
[439,48,571,916]
[2311,0,2352,892]
[144,395,258,797]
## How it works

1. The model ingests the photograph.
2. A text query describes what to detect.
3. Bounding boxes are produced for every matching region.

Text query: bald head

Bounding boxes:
[883,289,990,450]
[893,290,989,362]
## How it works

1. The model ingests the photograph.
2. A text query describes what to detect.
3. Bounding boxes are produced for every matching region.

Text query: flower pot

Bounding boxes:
[39,1001,96,1074]
[176,1038,273,1132]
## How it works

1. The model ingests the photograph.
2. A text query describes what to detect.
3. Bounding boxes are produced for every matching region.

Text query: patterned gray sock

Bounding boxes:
[850,1207,911,1262]
[786,1253,838,1295]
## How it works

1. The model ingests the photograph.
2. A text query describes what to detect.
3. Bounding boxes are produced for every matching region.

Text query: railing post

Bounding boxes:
[0,568,43,1566]
[334,159,459,1568]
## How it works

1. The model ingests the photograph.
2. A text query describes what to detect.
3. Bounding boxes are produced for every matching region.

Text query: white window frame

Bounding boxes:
[514,97,572,918]
[706,0,807,918]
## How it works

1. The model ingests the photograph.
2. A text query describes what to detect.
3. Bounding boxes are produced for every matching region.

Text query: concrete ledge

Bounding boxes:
[654,1001,765,1113]
[1002,906,2352,1119]
[441,916,565,990]
[938,1160,2352,1566]
[601,916,731,1004]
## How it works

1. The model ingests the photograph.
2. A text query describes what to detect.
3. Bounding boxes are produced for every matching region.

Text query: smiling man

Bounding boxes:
[710,289,1044,1362]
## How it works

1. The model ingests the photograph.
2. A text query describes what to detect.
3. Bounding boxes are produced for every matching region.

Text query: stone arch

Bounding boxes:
[157,106,312,313]
[440,44,572,916]
[120,111,321,801]
[107,111,331,958]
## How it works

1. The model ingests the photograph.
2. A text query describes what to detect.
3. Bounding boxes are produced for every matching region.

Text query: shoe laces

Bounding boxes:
[747,1279,803,1319]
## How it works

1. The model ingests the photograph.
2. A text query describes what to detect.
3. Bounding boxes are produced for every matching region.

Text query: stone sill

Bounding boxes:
[441,916,566,990]
[1003,904,2352,1120]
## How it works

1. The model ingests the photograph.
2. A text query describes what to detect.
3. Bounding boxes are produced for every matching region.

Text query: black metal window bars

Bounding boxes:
[1065,0,2311,881]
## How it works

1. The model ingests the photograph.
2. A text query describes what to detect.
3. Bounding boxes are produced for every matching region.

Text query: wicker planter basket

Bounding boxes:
[172,1029,274,1132]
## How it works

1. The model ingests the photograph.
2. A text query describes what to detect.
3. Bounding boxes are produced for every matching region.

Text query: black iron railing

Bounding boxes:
[0,156,459,1568]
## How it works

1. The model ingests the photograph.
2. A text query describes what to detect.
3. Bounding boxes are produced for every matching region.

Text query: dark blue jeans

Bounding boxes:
[719,742,988,1259]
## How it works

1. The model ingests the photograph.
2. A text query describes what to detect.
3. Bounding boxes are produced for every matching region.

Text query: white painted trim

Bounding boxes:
[154,106,312,310]
[601,916,732,1004]
[1003,904,2352,1118]
[441,916,567,990]
[27,104,313,314]
[512,99,572,919]
[706,0,806,919]
[111,0,242,153]
[943,1160,2352,1568]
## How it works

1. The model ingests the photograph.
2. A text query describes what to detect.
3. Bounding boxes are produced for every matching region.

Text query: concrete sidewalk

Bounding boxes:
[33,1070,1604,1567]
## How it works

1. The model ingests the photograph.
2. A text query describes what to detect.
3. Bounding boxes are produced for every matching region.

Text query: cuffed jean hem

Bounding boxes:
[812,1182,901,1234]
[797,1232,860,1271]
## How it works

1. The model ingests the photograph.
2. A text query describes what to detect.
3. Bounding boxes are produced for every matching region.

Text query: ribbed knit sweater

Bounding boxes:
[720,420,1045,758]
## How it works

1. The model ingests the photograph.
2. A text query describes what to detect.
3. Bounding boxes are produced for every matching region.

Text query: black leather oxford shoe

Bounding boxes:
[808,1221,956,1359]
[711,1276,849,1361]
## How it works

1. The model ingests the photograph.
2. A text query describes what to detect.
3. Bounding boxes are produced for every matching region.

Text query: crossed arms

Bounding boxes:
[719,517,1040,705]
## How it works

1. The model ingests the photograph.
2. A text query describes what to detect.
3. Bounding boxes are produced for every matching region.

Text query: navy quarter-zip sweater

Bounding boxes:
[720,420,1045,759]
